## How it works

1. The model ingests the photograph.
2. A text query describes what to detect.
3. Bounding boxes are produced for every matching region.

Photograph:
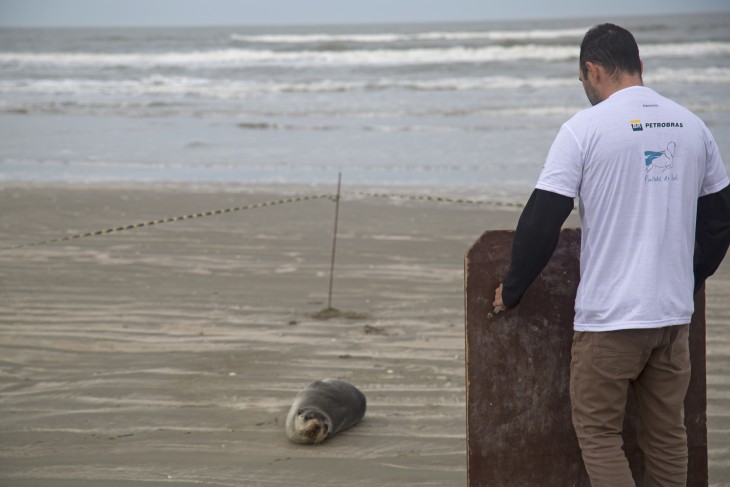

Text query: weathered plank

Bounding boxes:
[464,228,707,486]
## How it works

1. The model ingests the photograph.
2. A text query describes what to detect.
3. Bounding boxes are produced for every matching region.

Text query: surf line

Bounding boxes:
[2,190,536,252]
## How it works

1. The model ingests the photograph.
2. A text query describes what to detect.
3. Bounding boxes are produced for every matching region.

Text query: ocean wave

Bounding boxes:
[0,75,572,97]
[229,27,587,44]
[646,67,730,84]
[0,93,591,119]
[0,45,575,67]
[1,42,728,68]
[1,68,727,99]
[643,42,730,57]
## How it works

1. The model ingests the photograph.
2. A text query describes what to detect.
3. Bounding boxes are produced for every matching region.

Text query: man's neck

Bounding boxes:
[604,73,643,99]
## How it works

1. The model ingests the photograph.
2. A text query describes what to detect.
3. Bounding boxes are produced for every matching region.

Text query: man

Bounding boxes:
[492,24,730,486]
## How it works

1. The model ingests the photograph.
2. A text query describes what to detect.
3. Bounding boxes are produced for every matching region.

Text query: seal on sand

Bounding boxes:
[285,379,366,444]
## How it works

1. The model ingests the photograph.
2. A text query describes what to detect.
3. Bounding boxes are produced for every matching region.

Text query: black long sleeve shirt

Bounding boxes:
[694,184,730,293]
[501,189,573,308]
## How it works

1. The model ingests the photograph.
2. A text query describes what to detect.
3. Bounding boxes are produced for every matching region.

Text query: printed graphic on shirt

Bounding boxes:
[645,142,676,172]
[630,119,643,131]
[645,142,679,183]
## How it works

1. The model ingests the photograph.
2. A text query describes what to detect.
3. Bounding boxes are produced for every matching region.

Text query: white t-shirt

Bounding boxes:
[537,86,729,332]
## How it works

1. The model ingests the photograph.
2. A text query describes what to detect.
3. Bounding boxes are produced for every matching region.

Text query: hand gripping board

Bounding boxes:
[464,228,707,486]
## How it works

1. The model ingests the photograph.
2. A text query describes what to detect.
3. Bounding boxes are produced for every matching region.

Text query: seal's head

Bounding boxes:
[293,409,330,444]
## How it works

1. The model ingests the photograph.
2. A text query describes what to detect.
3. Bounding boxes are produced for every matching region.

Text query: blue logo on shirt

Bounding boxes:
[645,142,676,173]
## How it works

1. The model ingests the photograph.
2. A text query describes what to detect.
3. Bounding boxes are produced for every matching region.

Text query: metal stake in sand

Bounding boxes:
[327,172,342,310]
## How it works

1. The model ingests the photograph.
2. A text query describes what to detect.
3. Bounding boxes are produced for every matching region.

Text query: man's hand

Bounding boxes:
[490,283,507,317]
[493,283,507,311]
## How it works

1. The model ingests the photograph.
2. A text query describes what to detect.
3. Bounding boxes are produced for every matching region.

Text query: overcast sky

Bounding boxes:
[1,0,729,27]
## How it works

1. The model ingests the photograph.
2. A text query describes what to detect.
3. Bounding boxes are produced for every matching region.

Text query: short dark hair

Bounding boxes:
[580,24,642,79]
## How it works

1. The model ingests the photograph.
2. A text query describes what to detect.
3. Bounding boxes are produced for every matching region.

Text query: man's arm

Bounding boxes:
[694,184,730,294]
[499,189,574,309]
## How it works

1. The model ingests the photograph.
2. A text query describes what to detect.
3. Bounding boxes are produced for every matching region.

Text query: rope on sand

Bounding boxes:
[2,193,334,251]
[2,190,529,251]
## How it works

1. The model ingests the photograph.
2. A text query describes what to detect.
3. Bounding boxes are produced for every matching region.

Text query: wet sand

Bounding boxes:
[0,183,728,486]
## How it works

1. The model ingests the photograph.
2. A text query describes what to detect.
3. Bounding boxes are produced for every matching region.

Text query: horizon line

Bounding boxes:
[0,9,727,30]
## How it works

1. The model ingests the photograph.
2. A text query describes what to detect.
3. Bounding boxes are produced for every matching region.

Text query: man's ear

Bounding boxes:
[585,61,600,83]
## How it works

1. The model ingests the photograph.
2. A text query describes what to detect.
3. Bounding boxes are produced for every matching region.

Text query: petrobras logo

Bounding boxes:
[630,119,684,131]
[644,121,684,128]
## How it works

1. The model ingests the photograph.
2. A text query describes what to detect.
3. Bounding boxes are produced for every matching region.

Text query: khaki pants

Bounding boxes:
[570,325,691,487]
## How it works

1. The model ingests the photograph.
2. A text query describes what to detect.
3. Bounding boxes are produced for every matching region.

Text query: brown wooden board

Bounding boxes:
[464,228,707,486]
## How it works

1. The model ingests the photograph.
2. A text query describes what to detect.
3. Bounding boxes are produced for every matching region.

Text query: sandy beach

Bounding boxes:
[0,183,728,486]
